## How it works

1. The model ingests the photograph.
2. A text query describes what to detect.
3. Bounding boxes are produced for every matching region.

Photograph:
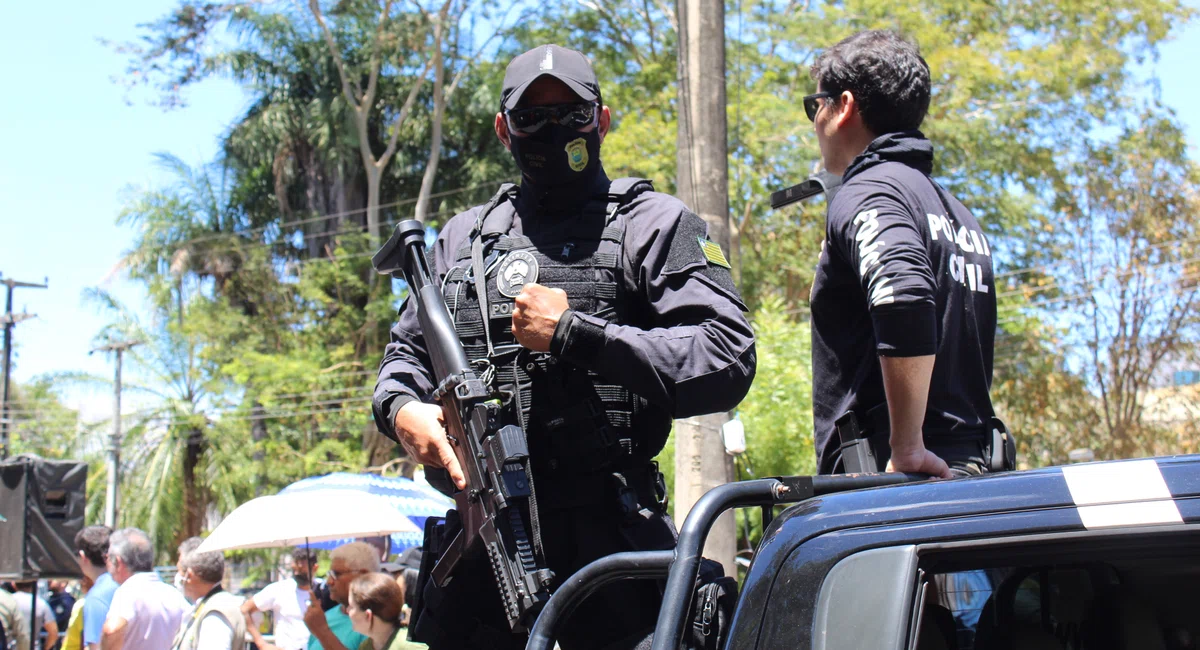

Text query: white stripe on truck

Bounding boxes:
[1062,459,1182,528]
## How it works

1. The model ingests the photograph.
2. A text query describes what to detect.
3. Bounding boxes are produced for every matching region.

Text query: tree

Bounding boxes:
[1038,115,1200,459]
[308,0,450,237]
[5,378,91,461]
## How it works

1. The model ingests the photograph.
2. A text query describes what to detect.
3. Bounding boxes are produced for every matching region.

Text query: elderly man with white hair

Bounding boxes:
[302,542,380,650]
[101,528,189,650]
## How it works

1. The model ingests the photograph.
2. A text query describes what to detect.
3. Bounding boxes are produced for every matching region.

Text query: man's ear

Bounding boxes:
[598,105,612,145]
[495,112,512,151]
[834,90,859,130]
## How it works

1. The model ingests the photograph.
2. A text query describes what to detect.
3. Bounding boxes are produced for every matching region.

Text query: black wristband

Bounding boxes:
[385,394,421,441]
[550,309,576,356]
[556,312,607,367]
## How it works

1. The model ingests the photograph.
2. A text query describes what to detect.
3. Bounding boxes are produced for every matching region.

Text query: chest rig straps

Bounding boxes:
[452,180,661,481]
[468,183,519,360]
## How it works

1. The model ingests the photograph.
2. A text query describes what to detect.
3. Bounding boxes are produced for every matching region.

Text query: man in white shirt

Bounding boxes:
[0,586,31,650]
[100,528,189,650]
[12,582,57,650]
[240,548,317,650]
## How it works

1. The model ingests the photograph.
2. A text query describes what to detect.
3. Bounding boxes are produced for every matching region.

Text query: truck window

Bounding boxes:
[918,557,1194,650]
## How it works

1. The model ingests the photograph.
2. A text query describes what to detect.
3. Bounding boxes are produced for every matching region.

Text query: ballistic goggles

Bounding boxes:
[504,101,599,135]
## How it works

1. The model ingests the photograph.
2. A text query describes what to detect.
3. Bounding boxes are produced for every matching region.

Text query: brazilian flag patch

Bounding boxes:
[697,237,731,269]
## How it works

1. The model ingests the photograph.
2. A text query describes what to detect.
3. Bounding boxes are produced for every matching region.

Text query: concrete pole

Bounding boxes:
[674,0,737,576]
[1,275,48,459]
[106,349,122,528]
[93,340,140,527]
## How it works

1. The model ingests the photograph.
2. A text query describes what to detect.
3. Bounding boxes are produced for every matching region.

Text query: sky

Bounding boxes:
[1,0,1199,421]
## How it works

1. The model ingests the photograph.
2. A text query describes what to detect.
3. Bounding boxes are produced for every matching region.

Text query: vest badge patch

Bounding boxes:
[565,138,588,172]
[496,250,539,297]
[697,237,731,269]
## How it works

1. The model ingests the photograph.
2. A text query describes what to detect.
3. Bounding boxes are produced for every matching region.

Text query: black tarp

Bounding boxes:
[0,454,87,579]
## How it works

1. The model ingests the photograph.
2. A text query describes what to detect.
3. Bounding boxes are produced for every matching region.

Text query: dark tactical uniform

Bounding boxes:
[811,131,998,476]
[373,171,756,650]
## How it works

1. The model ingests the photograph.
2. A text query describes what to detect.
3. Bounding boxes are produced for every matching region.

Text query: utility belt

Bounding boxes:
[834,404,1016,474]
[532,461,669,514]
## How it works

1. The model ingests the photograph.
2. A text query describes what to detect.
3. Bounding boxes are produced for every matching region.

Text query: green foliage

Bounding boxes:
[6,378,93,460]
[77,0,1199,556]
[738,298,817,479]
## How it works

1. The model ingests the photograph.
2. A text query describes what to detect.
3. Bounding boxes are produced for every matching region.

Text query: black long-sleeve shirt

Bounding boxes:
[373,172,757,445]
[810,132,997,472]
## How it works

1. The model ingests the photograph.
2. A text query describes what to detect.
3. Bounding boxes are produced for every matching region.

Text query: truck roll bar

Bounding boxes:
[525,472,926,650]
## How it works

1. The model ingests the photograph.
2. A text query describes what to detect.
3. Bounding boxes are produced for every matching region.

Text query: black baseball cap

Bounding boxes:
[501,44,600,110]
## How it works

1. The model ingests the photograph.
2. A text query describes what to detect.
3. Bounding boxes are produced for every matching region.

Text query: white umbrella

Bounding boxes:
[196,490,421,553]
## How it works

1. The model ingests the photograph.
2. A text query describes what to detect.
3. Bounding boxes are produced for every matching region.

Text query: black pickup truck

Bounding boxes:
[526,455,1200,650]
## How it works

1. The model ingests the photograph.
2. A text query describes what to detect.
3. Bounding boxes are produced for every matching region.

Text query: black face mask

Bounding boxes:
[508,124,601,187]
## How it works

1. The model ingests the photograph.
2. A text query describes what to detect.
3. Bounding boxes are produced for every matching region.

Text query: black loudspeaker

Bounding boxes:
[0,455,88,579]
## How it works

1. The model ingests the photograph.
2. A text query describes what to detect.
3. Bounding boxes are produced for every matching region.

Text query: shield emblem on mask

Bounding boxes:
[565,138,589,172]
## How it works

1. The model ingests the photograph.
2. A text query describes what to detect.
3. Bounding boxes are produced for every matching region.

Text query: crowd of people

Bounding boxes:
[0,527,424,650]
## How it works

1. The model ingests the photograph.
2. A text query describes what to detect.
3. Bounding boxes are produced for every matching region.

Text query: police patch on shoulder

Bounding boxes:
[697,237,731,269]
[496,250,539,298]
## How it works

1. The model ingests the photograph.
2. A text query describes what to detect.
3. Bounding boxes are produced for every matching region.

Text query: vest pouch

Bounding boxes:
[528,357,619,473]
[688,558,739,650]
[409,513,453,644]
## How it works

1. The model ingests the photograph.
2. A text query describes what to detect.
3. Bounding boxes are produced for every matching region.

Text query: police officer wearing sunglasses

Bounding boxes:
[373,44,756,649]
[804,30,1003,479]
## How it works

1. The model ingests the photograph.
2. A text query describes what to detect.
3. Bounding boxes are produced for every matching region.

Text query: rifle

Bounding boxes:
[373,220,554,632]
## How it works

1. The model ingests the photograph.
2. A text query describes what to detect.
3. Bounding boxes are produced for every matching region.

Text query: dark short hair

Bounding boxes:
[401,567,420,608]
[810,30,931,135]
[291,547,318,566]
[75,525,113,568]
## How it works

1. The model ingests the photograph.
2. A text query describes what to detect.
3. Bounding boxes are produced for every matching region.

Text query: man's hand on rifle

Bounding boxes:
[512,283,569,352]
[395,401,467,489]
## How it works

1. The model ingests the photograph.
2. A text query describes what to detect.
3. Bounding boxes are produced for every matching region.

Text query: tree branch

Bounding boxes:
[308,0,364,109]
[364,0,397,112]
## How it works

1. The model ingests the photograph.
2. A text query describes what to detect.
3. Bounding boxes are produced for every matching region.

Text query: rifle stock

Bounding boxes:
[373,220,554,631]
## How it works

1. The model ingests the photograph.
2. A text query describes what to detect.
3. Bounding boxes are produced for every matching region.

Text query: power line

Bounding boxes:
[996,252,1200,301]
[8,395,375,428]
[164,180,505,250]
[994,233,1200,282]
[996,268,1200,329]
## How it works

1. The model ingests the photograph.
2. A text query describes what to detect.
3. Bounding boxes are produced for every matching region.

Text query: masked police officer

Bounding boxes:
[806,30,1001,479]
[372,44,756,649]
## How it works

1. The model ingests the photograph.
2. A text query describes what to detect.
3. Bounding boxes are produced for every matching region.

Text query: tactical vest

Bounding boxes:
[441,179,672,479]
[171,590,246,650]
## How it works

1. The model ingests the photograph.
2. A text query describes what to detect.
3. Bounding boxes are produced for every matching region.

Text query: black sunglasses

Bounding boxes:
[505,102,599,135]
[802,92,836,122]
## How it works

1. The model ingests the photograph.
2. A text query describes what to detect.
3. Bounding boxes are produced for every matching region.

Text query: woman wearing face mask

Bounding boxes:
[346,574,424,650]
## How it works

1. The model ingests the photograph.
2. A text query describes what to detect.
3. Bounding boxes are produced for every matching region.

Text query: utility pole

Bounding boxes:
[92,340,141,527]
[674,0,737,575]
[1,274,48,459]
